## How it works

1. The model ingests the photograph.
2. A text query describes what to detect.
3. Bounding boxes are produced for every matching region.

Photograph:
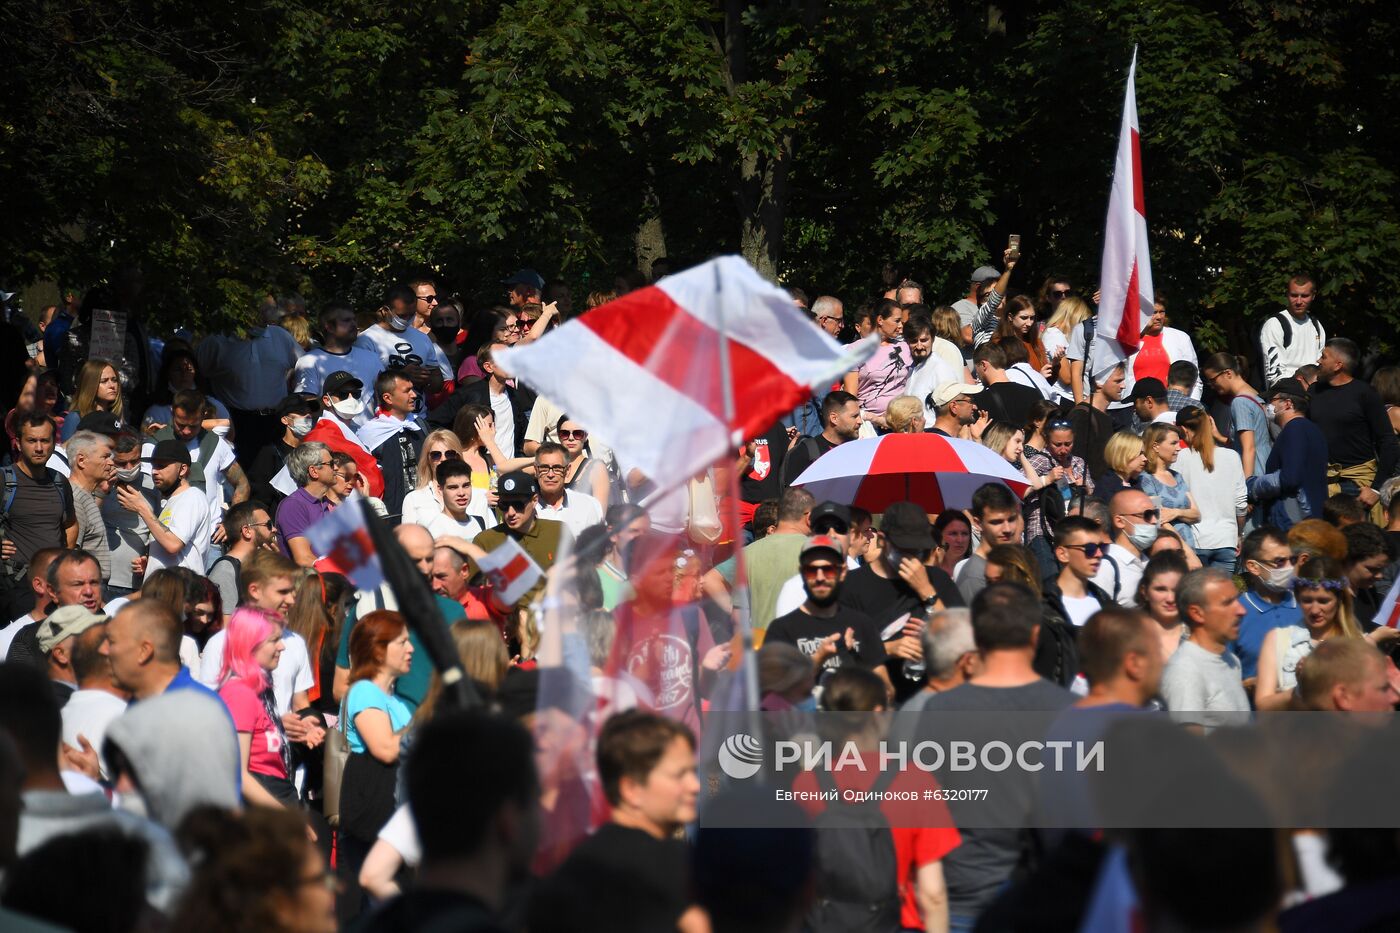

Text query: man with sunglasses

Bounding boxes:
[473,471,572,610]
[764,535,891,692]
[1227,527,1303,683]
[410,277,439,333]
[358,283,449,423]
[1045,517,1115,628]
[1091,489,1160,608]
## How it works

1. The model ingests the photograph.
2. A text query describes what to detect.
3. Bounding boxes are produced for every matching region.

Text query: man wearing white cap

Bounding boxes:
[928,383,986,440]
[38,605,107,708]
[952,265,1002,343]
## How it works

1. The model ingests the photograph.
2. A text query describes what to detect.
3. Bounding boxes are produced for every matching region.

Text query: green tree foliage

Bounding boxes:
[2,0,1398,352]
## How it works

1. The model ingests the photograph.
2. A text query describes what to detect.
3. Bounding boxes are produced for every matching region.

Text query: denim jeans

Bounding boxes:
[1196,546,1238,572]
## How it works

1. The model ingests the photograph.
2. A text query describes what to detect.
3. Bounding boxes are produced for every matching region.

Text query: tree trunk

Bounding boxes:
[738,141,790,283]
[634,165,668,279]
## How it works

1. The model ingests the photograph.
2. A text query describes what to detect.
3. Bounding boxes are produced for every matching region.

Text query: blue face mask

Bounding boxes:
[795,695,818,712]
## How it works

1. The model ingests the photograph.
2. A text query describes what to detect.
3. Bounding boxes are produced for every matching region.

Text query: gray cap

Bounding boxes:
[971,265,1000,284]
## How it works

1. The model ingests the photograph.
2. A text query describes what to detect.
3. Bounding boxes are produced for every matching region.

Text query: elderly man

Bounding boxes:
[65,430,115,583]
[275,441,334,567]
[533,442,603,537]
[39,605,107,707]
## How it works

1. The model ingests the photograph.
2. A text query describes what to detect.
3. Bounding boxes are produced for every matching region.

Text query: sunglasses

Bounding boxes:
[329,389,356,400]
[558,429,588,441]
[1047,419,1073,430]
[501,499,532,512]
[800,563,840,580]
[1123,509,1160,522]
[1052,289,1072,297]
[429,450,460,462]
[418,293,438,304]
[1250,555,1299,569]
[1062,542,1106,557]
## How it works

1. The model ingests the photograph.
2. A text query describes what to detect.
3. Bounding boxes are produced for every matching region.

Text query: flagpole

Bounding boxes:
[712,264,761,712]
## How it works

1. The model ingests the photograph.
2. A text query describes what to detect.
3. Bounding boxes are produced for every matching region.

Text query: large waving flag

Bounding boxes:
[497,256,875,495]
[1089,49,1155,381]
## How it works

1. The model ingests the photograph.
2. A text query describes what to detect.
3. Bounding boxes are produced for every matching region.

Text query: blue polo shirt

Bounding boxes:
[165,665,224,702]
[1229,589,1302,680]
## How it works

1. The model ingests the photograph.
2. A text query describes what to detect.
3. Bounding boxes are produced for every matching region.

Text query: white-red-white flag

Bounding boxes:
[475,535,543,607]
[304,493,383,591]
[1089,48,1155,381]
[1374,572,1400,629]
[496,256,876,494]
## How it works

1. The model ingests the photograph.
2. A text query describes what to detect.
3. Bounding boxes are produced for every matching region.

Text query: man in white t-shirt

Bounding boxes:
[356,283,449,424]
[292,302,382,421]
[1045,516,1115,627]
[1091,490,1158,608]
[140,391,246,535]
[423,460,486,542]
[532,443,603,537]
[120,439,211,573]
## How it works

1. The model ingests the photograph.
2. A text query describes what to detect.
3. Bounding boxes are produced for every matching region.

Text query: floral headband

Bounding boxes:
[1292,576,1348,593]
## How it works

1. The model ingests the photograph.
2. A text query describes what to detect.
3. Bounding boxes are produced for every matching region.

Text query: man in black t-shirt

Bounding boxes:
[739,421,793,527]
[3,415,77,618]
[765,535,890,689]
[972,342,1041,428]
[839,502,963,697]
[782,390,861,486]
[529,711,697,933]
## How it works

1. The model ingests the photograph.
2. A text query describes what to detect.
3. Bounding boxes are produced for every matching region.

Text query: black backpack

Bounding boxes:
[1033,613,1081,688]
[780,435,823,487]
[1253,311,1321,387]
[807,765,901,933]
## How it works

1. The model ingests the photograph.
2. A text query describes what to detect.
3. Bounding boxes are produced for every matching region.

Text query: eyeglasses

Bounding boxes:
[247,520,276,530]
[558,429,588,441]
[1122,509,1160,522]
[428,450,460,462]
[1062,542,1106,557]
[800,563,840,580]
[536,464,566,475]
[1051,289,1072,298]
[417,293,438,304]
[316,460,333,469]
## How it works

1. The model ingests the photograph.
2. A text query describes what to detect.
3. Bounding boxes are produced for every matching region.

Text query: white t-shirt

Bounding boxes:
[61,689,128,779]
[293,345,382,415]
[906,356,960,425]
[199,628,314,716]
[377,803,422,866]
[357,326,449,423]
[489,387,515,459]
[1091,542,1147,609]
[147,485,212,573]
[1060,592,1101,628]
[140,434,237,530]
[535,489,604,538]
[403,484,494,530]
[179,635,201,680]
[424,510,485,543]
[1040,327,1074,400]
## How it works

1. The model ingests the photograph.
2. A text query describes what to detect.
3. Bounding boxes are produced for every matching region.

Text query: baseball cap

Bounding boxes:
[809,502,852,536]
[323,371,364,399]
[800,534,845,562]
[971,265,1000,284]
[39,605,106,653]
[75,411,124,436]
[143,438,191,466]
[275,392,321,419]
[501,269,546,291]
[880,501,936,551]
[931,383,983,408]
[1127,377,1168,402]
[497,471,538,501]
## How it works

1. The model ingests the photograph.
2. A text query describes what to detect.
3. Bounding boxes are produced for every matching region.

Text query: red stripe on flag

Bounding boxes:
[1130,127,1145,216]
[1117,260,1141,349]
[579,285,809,438]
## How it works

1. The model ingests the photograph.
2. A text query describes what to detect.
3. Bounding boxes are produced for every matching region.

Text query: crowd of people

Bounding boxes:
[1,258,1399,933]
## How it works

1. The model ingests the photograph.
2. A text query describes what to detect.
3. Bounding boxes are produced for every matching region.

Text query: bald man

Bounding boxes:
[331,523,466,706]
[1091,489,1161,608]
[102,600,222,702]
[1295,638,1399,712]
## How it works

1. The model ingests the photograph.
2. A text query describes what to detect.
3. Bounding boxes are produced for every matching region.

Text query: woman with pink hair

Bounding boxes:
[218,607,296,810]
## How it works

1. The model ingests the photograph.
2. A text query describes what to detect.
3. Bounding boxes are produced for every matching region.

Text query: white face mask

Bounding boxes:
[1256,562,1296,592]
[332,397,364,420]
[1265,403,1277,422]
[388,313,414,332]
[1126,521,1159,550]
[290,417,315,438]
[115,466,142,483]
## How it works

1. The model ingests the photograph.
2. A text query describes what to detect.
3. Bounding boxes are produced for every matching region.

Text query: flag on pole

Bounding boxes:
[496,255,876,495]
[1089,48,1155,382]
[475,536,543,607]
[304,493,383,591]
[1375,573,1400,629]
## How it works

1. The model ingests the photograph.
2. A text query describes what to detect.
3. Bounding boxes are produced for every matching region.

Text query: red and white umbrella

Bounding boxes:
[791,433,1031,513]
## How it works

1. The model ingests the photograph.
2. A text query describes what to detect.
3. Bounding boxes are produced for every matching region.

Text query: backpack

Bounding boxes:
[780,436,823,487]
[807,765,901,933]
[1253,311,1321,387]
[1033,610,1081,688]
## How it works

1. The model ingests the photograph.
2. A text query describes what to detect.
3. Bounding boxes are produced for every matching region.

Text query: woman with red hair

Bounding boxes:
[218,606,295,809]
[337,610,414,920]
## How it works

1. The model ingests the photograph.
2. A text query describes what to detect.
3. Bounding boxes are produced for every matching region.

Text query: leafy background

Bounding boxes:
[2,0,1397,353]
